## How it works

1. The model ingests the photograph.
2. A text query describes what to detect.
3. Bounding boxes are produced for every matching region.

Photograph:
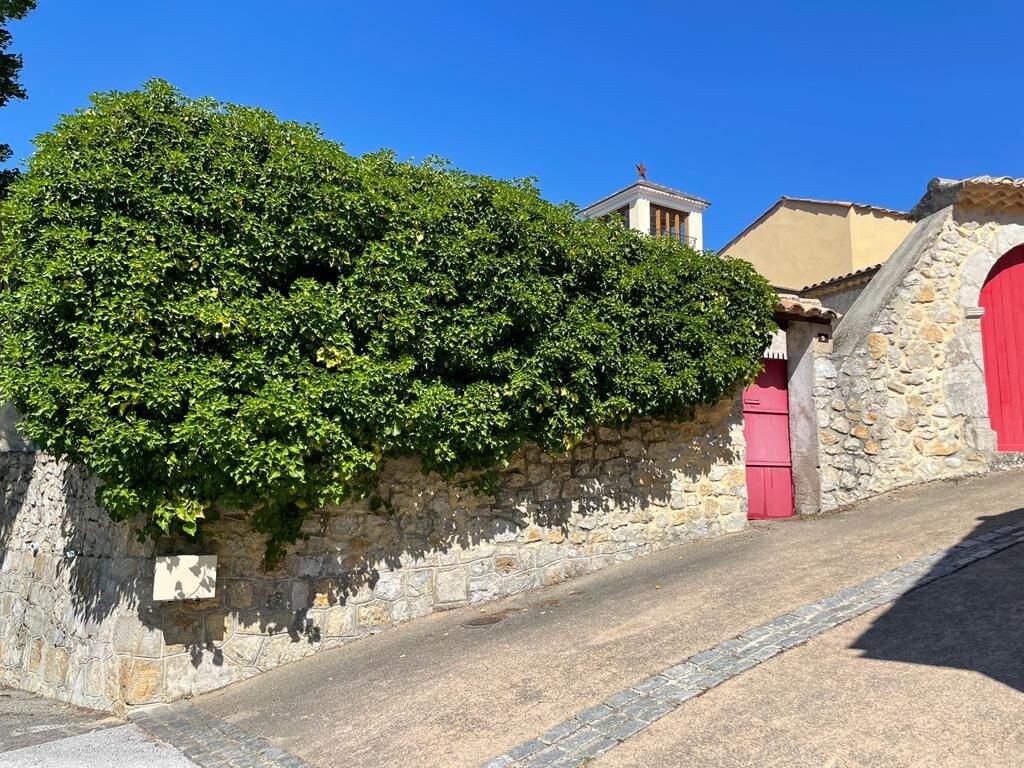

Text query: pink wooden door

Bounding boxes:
[980,247,1024,451]
[743,359,794,519]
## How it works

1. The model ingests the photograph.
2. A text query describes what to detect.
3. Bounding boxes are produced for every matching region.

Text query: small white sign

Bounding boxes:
[153,555,217,601]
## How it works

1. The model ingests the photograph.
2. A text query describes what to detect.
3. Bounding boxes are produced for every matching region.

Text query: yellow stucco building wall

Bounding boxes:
[719,198,914,290]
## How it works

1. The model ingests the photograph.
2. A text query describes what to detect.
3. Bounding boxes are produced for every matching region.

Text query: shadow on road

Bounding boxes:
[851,507,1024,692]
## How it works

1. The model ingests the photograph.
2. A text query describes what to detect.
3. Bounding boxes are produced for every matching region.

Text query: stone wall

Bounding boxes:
[0,398,747,712]
[815,206,1024,509]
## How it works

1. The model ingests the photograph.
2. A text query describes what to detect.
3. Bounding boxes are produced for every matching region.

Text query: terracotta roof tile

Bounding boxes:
[800,263,884,293]
[776,294,840,321]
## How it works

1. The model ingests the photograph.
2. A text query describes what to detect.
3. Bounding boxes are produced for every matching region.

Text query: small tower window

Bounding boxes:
[650,204,689,243]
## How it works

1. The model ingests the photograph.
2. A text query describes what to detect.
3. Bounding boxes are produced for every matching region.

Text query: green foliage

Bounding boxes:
[0,81,777,563]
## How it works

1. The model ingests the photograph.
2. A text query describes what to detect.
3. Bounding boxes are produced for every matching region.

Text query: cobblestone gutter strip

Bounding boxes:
[482,521,1024,768]
[130,701,311,768]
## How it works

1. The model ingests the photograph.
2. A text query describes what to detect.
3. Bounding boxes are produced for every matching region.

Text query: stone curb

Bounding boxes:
[130,701,311,768]
[481,521,1024,768]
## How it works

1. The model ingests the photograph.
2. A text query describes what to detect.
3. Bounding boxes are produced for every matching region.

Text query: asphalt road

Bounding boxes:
[0,687,195,768]
[0,724,198,768]
[595,543,1024,768]
[193,469,1024,768]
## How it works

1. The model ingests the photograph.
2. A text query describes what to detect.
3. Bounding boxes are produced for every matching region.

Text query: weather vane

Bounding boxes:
[636,162,647,180]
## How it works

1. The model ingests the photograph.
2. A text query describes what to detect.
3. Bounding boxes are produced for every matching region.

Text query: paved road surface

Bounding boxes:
[594,544,1024,768]
[0,687,195,767]
[192,469,1024,768]
[4,469,1022,767]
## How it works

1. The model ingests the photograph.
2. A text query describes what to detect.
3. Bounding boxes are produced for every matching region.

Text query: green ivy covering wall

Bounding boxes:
[0,81,777,562]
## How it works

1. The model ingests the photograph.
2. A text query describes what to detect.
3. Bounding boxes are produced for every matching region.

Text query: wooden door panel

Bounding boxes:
[742,358,788,413]
[745,466,794,520]
[746,466,767,520]
[743,412,791,466]
[743,359,794,519]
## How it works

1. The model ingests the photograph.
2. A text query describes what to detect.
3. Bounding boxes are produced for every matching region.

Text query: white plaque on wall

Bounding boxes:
[153,555,217,601]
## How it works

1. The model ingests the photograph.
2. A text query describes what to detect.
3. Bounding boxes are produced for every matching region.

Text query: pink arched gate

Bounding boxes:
[980,246,1024,451]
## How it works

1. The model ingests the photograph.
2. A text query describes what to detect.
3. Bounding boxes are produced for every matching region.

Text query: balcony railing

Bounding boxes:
[650,204,692,245]
[651,230,697,247]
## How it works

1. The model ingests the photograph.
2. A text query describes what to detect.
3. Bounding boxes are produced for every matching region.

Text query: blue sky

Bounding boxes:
[4,1,1024,249]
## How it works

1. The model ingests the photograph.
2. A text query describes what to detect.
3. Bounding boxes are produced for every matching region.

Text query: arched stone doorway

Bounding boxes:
[979,245,1024,451]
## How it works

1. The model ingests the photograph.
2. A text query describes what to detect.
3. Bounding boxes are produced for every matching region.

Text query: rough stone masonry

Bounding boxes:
[0,398,748,712]
[815,203,1024,509]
